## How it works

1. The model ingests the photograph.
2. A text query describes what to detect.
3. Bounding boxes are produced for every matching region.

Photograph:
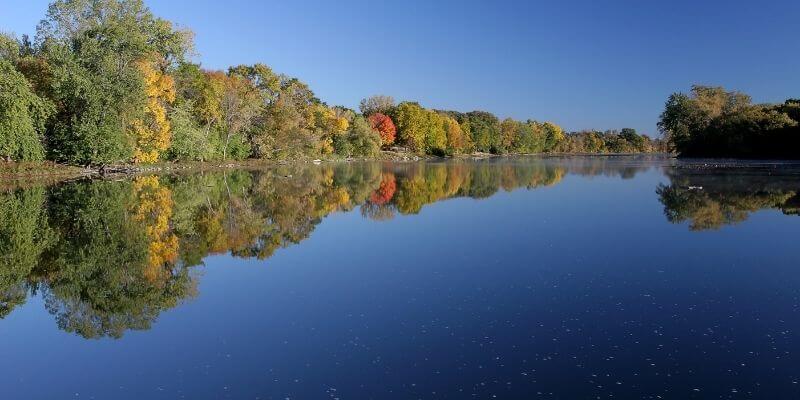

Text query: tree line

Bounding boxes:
[0,0,660,165]
[0,158,656,337]
[659,85,800,158]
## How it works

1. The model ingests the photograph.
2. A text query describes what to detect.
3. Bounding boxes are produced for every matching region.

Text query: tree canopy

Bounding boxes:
[659,85,799,158]
[0,0,664,164]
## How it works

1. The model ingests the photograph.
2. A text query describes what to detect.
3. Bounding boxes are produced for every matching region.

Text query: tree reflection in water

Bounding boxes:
[0,157,668,337]
[657,165,800,231]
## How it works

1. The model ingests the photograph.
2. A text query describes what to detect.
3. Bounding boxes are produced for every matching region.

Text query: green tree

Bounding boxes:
[0,33,20,64]
[345,116,382,157]
[0,187,53,317]
[37,0,192,164]
[0,60,52,161]
[167,100,221,161]
[463,111,500,153]
[620,128,645,151]
[659,85,799,157]
[247,75,321,159]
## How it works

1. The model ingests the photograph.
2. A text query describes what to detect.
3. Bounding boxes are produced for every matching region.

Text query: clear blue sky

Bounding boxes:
[2,0,799,136]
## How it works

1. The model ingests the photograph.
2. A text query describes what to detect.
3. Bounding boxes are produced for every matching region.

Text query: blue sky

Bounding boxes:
[1,0,799,136]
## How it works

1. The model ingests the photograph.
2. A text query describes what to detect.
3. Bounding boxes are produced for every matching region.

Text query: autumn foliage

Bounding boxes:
[368,113,397,146]
[369,172,397,205]
[131,176,179,284]
[0,0,664,165]
[132,60,176,163]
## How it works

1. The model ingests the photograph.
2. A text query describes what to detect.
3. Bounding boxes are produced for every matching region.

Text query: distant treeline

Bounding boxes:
[659,86,800,158]
[0,0,662,165]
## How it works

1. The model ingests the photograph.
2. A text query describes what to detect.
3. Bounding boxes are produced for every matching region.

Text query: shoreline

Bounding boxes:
[4,152,800,190]
[0,151,441,185]
[0,152,684,186]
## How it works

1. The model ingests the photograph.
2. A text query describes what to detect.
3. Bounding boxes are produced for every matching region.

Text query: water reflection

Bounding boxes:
[5,156,797,338]
[657,163,800,230]
[0,158,657,337]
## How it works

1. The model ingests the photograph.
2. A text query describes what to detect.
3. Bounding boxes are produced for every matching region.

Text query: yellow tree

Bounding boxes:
[132,60,176,162]
[131,176,179,285]
[393,102,427,153]
[499,118,519,152]
[314,104,349,154]
[443,116,466,154]
[424,110,447,154]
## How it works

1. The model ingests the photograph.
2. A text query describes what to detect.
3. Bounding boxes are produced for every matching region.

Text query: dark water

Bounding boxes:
[1,156,799,399]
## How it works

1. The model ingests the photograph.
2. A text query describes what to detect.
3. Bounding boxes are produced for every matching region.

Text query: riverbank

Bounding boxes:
[0,151,438,185]
[0,162,94,189]
[0,151,676,187]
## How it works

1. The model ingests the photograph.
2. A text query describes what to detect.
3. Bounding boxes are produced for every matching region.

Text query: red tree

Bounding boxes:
[367,113,397,146]
[369,173,397,205]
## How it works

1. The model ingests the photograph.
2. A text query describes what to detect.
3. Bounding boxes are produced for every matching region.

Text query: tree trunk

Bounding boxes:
[223,131,231,160]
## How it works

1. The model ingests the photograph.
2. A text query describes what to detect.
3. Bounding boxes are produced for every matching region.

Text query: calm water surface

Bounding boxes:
[1,156,799,399]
